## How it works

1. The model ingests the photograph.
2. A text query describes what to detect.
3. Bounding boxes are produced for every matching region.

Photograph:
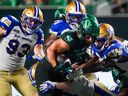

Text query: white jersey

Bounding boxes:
[0,15,44,71]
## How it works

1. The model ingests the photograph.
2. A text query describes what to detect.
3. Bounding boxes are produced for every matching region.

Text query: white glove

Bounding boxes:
[32,54,42,61]
[39,80,56,94]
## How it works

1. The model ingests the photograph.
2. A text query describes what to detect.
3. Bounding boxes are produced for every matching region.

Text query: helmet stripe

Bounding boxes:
[107,28,114,37]
[99,23,103,26]
[78,1,80,12]
[37,7,39,18]
[75,1,80,12]
[34,6,38,17]
[34,6,36,17]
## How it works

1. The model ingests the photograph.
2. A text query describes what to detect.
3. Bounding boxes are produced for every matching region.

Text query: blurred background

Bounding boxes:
[0,0,128,69]
[0,0,127,38]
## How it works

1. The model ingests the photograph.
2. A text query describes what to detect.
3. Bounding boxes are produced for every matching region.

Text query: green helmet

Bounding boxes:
[54,9,66,20]
[78,14,99,38]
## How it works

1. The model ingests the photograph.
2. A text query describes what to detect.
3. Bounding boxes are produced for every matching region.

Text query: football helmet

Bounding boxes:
[21,6,44,34]
[78,14,99,43]
[65,1,86,30]
[96,23,115,50]
[28,63,39,87]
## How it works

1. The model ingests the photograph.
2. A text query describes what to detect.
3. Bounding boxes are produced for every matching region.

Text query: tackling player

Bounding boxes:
[72,23,128,96]
[72,23,128,69]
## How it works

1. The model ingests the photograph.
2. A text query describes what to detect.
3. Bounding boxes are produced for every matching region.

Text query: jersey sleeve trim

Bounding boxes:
[0,21,8,29]
[36,29,44,45]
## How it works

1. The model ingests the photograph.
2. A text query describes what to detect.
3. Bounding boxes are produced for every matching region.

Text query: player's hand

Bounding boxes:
[71,62,82,71]
[32,54,42,62]
[71,62,79,68]
[39,81,56,95]
[27,54,42,62]
[54,59,73,74]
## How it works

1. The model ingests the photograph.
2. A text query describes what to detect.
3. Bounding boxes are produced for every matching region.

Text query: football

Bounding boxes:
[56,54,68,64]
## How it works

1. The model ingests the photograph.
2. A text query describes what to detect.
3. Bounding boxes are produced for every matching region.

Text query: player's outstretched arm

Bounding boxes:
[46,38,70,68]
[0,27,6,37]
[33,44,44,61]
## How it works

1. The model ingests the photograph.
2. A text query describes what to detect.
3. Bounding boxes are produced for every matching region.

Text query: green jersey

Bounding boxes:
[61,31,90,64]
[60,14,100,64]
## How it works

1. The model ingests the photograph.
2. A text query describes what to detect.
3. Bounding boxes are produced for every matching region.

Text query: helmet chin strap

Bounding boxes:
[22,23,40,35]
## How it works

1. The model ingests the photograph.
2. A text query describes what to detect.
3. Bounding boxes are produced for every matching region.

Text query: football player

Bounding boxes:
[0,6,44,96]
[72,23,128,96]
[44,0,86,47]
[72,23,128,69]
[93,23,128,96]
[35,15,99,96]
[29,0,86,89]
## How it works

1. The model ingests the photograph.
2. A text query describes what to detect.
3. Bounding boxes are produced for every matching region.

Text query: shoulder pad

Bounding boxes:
[50,20,71,37]
[61,31,79,49]
[0,15,19,29]
[0,17,12,28]
[51,20,66,30]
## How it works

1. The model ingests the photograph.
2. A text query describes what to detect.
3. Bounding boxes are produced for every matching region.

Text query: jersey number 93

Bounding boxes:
[6,39,31,57]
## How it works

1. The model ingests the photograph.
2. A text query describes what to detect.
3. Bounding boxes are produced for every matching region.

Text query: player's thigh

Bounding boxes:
[67,75,94,96]
[13,67,37,96]
[35,58,56,86]
[0,71,12,96]
[35,59,59,96]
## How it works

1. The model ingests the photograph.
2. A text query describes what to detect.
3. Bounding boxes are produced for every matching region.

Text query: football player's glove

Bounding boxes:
[27,54,42,62]
[39,81,56,95]
[54,59,73,74]
[32,54,42,61]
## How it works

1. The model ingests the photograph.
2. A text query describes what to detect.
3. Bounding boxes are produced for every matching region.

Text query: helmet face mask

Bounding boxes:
[21,6,44,34]
[22,16,43,34]
[66,13,85,24]
[96,37,108,50]
[66,13,85,30]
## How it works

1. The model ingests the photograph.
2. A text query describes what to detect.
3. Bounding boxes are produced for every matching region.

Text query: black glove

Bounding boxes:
[54,59,73,74]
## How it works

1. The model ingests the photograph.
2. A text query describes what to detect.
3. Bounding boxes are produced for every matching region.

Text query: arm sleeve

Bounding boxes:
[36,30,44,45]
[0,15,18,37]
[0,15,14,30]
